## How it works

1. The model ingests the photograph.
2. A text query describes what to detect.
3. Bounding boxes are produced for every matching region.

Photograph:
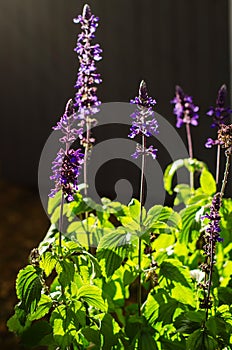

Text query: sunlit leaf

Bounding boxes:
[16,265,43,314]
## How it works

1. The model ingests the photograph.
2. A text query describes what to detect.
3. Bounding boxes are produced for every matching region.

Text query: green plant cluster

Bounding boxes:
[8,159,232,349]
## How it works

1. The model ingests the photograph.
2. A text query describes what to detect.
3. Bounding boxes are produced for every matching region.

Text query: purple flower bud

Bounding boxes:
[206,84,232,128]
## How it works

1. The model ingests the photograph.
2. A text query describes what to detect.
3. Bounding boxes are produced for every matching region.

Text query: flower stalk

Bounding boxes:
[200,124,232,321]
[129,80,158,316]
[205,84,232,185]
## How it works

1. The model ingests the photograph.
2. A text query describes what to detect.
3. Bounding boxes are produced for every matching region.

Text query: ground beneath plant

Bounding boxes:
[0,181,49,350]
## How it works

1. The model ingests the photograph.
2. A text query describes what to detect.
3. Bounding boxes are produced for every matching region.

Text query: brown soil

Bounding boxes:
[0,181,49,349]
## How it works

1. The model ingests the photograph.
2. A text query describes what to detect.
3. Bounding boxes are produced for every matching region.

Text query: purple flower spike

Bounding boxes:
[207,84,232,128]
[50,149,84,202]
[171,85,199,128]
[73,4,102,115]
[129,80,158,159]
[49,100,84,202]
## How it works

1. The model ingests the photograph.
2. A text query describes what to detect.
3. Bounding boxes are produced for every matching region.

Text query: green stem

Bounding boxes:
[138,132,146,316]
[216,144,221,185]
[58,192,64,256]
[205,147,231,321]
[185,123,194,190]
[84,117,91,250]
[220,148,231,198]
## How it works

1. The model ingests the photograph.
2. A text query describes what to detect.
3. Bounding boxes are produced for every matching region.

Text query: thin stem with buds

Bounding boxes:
[204,148,231,322]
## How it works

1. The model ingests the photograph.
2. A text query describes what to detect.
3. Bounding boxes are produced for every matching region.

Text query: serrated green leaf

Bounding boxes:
[171,285,195,307]
[40,252,57,277]
[144,289,179,325]
[57,260,75,287]
[128,198,146,222]
[16,265,43,314]
[200,169,216,195]
[98,227,136,250]
[7,307,30,335]
[77,285,107,311]
[82,327,101,346]
[179,205,202,244]
[28,294,52,321]
[159,259,192,287]
[50,305,74,348]
[145,205,181,229]
[97,249,123,277]
[186,329,218,350]
[21,321,53,347]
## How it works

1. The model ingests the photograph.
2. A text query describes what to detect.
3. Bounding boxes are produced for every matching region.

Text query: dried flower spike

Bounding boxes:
[217,124,232,149]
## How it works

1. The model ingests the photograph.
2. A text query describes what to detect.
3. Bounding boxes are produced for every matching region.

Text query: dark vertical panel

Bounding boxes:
[0,0,230,187]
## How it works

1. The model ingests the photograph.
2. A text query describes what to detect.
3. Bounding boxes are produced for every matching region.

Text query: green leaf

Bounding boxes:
[139,331,157,350]
[40,252,57,277]
[7,307,30,335]
[159,337,186,350]
[174,184,192,206]
[159,259,192,287]
[180,205,202,244]
[97,249,123,277]
[98,227,136,250]
[218,287,232,305]
[57,259,75,288]
[175,314,202,334]
[164,159,185,195]
[16,265,43,314]
[171,285,195,307]
[50,305,74,348]
[186,329,218,350]
[144,289,180,325]
[146,205,181,229]
[48,190,62,215]
[77,285,107,311]
[164,158,207,194]
[100,314,121,350]
[21,321,53,347]
[28,294,53,321]
[200,169,216,195]
[82,327,101,347]
[128,198,146,222]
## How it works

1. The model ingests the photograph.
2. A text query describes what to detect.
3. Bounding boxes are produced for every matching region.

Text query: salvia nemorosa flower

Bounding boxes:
[129,80,158,159]
[171,85,199,128]
[73,4,102,117]
[49,99,84,202]
[207,84,232,128]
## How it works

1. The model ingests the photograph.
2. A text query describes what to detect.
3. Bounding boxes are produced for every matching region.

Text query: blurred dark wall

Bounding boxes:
[0,0,230,190]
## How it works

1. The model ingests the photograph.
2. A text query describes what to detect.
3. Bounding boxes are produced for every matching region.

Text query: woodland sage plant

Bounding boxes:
[8,4,232,350]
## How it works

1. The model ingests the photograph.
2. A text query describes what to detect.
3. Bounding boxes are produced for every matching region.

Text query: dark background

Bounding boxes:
[0,0,231,348]
[0,0,230,186]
